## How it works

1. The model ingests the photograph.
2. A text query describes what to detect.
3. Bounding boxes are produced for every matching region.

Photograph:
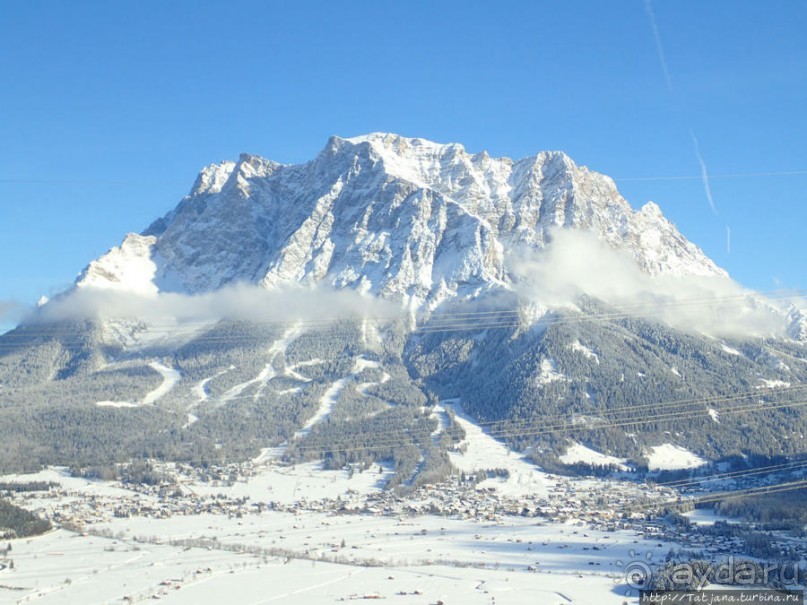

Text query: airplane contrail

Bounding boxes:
[726,225,731,255]
[644,0,673,91]
[690,131,718,214]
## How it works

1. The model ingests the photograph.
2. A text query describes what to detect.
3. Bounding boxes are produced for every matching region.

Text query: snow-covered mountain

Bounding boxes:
[77,133,725,313]
[3,133,805,479]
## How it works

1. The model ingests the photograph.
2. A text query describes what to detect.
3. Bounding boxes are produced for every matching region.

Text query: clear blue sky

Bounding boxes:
[1,0,805,329]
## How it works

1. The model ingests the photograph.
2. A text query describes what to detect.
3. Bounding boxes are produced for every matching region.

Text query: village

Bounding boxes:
[2,459,667,528]
[6,456,805,568]
[4,458,807,604]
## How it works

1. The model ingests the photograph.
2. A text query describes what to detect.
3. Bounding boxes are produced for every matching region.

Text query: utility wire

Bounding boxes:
[0,290,802,345]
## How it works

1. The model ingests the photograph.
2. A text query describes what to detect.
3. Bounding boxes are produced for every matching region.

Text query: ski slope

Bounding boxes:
[444,400,554,499]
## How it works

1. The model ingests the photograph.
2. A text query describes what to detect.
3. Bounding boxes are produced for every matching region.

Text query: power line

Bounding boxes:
[285,393,807,456]
[466,384,806,431]
[0,178,187,186]
[656,458,807,490]
[615,170,807,183]
[3,170,807,187]
[686,478,807,507]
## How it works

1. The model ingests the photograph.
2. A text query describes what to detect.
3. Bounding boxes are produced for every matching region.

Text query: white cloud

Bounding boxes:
[0,300,26,323]
[32,283,400,327]
[509,229,784,338]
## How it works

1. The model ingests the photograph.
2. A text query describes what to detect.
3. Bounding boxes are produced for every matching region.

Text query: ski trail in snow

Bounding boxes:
[95,400,141,409]
[353,357,380,373]
[430,403,449,440]
[252,357,279,400]
[294,377,351,439]
[252,446,287,464]
[215,325,303,406]
[284,358,324,382]
[360,317,382,349]
[352,357,390,395]
[294,355,385,438]
[192,366,234,402]
[96,361,181,408]
[356,373,390,395]
[186,365,236,426]
[142,361,181,405]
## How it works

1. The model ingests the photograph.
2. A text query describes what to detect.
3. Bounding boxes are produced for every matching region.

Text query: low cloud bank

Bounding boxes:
[0,300,26,324]
[509,229,785,339]
[30,283,401,327]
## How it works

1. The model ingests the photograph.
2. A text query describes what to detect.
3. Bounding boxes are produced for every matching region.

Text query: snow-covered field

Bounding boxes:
[0,501,668,605]
[0,430,682,605]
[0,400,693,604]
[645,444,706,471]
[683,508,739,527]
[184,459,393,505]
[559,443,629,471]
[445,401,554,499]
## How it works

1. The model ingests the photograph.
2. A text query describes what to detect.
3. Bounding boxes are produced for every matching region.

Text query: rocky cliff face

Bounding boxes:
[78,133,725,314]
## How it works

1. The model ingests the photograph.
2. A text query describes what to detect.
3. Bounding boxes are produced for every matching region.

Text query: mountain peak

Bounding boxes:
[640,201,663,216]
[76,233,159,295]
[343,132,464,152]
[189,160,237,196]
[79,134,727,306]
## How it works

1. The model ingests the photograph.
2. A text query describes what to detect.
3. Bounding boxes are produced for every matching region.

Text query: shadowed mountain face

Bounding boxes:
[0,134,804,478]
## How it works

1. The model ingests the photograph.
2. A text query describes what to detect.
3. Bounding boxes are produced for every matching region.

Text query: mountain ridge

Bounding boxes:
[77,133,727,315]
